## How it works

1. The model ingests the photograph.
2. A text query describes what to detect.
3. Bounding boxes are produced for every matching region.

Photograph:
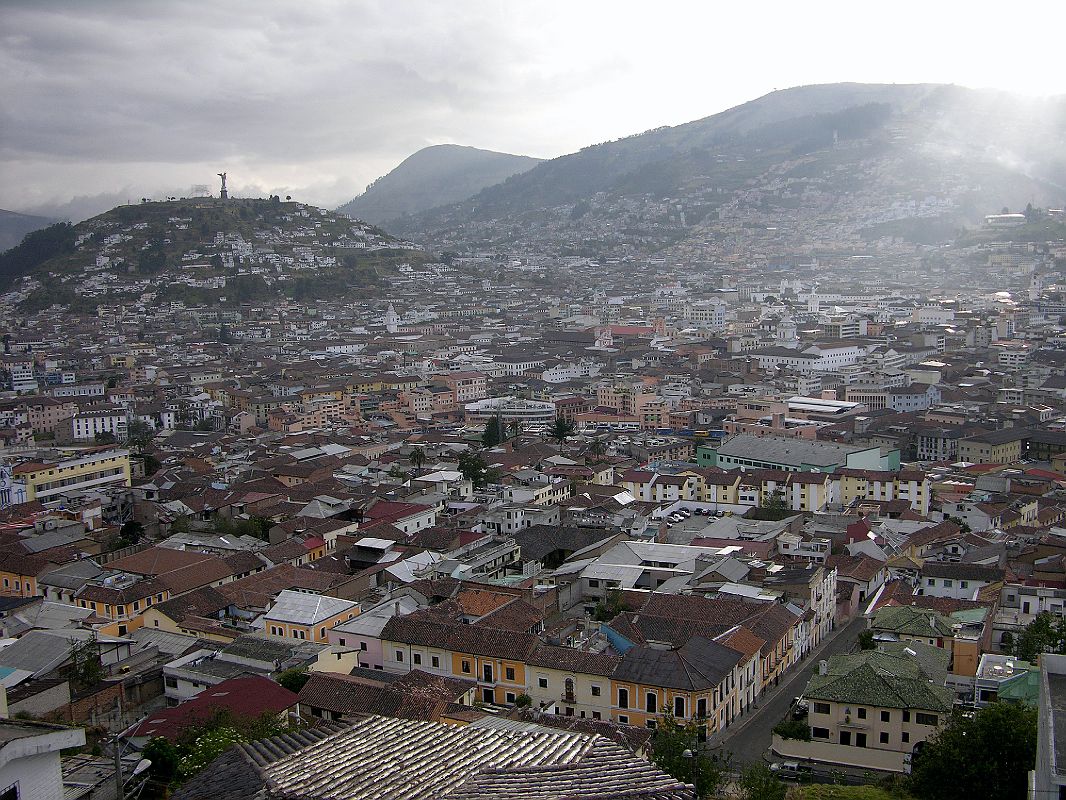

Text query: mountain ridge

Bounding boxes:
[336,144,542,226]
[384,83,1066,254]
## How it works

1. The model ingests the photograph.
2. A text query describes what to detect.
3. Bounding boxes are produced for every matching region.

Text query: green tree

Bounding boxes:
[593,589,626,622]
[549,416,576,444]
[94,430,117,444]
[648,716,728,799]
[458,451,491,488]
[1012,612,1066,661]
[276,667,310,693]
[119,520,144,545]
[482,418,503,447]
[908,702,1037,800]
[514,693,532,708]
[126,418,155,452]
[738,762,786,800]
[66,637,104,692]
[771,718,811,741]
[858,629,876,650]
[409,447,427,470]
[142,736,180,788]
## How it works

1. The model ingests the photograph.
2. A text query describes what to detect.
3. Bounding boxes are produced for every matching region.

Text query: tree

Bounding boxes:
[126,418,155,452]
[457,451,491,488]
[908,702,1037,800]
[276,667,310,693]
[66,637,104,692]
[119,520,144,545]
[593,589,626,622]
[482,418,503,447]
[142,736,180,788]
[94,431,117,444]
[858,629,876,650]
[648,715,729,799]
[738,762,786,800]
[1012,612,1066,662]
[514,693,532,708]
[549,416,576,444]
[409,447,427,470]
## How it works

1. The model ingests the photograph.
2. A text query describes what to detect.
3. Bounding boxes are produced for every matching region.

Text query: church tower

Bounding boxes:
[384,304,399,334]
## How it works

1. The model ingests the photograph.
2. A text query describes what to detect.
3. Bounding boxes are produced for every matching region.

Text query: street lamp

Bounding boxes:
[682,748,698,791]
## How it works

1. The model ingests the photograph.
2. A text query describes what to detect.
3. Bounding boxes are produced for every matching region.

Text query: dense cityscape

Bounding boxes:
[2,4,1066,800]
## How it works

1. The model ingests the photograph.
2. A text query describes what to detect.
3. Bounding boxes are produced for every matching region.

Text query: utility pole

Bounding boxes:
[113,733,123,800]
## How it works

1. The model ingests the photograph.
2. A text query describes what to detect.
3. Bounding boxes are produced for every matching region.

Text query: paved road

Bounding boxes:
[709,616,866,765]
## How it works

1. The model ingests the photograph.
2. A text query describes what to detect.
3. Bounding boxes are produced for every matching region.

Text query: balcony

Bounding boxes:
[561,692,576,704]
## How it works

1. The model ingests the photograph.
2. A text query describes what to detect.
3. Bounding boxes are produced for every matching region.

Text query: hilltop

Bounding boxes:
[387,83,1066,256]
[0,196,427,313]
[336,144,542,226]
[0,208,55,252]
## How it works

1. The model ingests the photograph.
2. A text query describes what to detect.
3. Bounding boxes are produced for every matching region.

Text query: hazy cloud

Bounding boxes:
[2,0,1064,220]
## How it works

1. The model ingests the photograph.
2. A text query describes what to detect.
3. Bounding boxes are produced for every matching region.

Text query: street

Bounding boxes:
[709,616,866,765]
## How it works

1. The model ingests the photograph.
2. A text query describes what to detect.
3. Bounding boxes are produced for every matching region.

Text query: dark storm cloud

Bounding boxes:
[1,1,515,165]
[1,0,563,215]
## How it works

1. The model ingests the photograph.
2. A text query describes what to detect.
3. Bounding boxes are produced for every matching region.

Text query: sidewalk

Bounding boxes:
[708,616,864,749]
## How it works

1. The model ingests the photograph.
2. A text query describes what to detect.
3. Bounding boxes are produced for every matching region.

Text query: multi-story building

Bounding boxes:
[11,448,131,503]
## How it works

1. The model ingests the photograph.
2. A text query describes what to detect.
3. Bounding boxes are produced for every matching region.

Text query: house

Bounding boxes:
[123,675,297,747]
[173,714,695,800]
[0,719,86,800]
[1033,653,1066,799]
[782,647,953,773]
[919,561,1002,600]
[261,590,360,643]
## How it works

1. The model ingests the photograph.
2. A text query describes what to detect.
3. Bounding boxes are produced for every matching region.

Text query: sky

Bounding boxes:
[2,0,1065,221]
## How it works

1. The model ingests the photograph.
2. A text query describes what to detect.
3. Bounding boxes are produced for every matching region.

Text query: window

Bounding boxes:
[697,698,707,718]
[618,688,629,709]
[591,685,601,697]
[881,710,890,723]
[927,578,934,586]
[903,711,911,723]
[319,628,327,639]
[505,667,515,681]
[674,697,685,718]
[902,731,910,743]
[588,579,600,588]
[165,676,178,688]
[413,653,422,665]
[812,727,830,740]
[813,702,831,715]
[432,655,440,668]
[915,712,938,726]
[646,693,657,714]
[856,733,867,748]
[395,650,404,662]
[506,692,516,704]
[880,731,889,744]
[538,676,548,688]
[592,711,601,720]
[360,642,368,651]
[961,581,969,589]
[462,660,472,674]
[943,579,953,587]
[338,638,346,646]
[857,707,867,720]
[618,715,629,724]
[645,720,657,730]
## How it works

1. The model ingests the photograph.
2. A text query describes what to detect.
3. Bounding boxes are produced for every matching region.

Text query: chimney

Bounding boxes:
[818,660,828,675]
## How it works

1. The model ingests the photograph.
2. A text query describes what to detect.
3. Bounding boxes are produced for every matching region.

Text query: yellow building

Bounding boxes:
[262,590,359,643]
[610,637,747,734]
[12,448,131,503]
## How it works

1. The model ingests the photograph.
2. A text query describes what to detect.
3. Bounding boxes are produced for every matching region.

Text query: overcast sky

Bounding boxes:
[2,0,1064,221]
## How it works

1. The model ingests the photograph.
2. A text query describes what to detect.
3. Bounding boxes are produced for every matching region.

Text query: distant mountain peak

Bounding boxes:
[336,145,542,226]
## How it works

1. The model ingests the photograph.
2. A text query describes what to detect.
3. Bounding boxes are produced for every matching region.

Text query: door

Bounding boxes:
[840,731,852,746]
[483,663,493,683]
